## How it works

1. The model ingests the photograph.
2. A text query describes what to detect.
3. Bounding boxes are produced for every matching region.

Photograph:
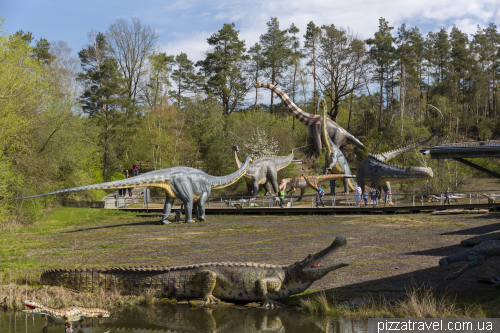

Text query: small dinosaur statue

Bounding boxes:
[231,145,293,197]
[439,240,500,283]
[356,104,443,198]
[255,82,364,159]
[320,98,357,194]
[41,237,350,308]
[10,157,250,224]
[278,174,353,201]
[23,300,109,332]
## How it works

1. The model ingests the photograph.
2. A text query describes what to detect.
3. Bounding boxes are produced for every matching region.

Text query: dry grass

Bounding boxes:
[0,284,162,311]
[300,284,487,318]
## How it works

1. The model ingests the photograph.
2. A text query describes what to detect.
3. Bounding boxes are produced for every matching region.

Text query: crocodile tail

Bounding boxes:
[210,157,251,189]
[255,82,319,126]
[376,104,443,162]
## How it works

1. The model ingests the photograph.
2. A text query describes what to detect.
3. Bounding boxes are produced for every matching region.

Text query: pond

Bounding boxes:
[1,305,368,333]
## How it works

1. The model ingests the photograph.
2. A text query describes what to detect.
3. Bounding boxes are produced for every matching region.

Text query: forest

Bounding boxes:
[1,16,499,224]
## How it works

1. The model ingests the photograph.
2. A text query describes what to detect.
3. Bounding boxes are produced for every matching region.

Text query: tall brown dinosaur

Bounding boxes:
[255,82,364,159]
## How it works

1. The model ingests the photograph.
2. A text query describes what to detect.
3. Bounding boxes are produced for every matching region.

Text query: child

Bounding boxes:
[385,191,390,206]
[363,191,369,207]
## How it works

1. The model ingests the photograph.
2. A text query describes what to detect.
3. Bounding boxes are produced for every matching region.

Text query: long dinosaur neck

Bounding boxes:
[210,156,251,189]
[275,152,294,171]
[255,82,319,126]
[232,149,243,169]
[376,105,443,162]
[321,99,334,158]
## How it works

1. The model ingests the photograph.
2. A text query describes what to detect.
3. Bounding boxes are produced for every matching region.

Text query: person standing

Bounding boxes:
[355,185,362,207]
[374,186,380,207]
[317,186,325,207]
[385,191,390,206]
[278,188,285,208]
[363,190,369,207]
[444,187,451,205]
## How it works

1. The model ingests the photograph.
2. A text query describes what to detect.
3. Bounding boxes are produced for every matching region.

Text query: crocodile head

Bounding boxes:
[285,237,350,289]
[23,300,46,314]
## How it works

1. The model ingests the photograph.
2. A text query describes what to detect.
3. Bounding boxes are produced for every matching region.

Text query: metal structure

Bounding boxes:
[420,141,500,179]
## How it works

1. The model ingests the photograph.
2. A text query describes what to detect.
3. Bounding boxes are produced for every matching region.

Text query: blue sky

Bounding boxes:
[2,0,500,63]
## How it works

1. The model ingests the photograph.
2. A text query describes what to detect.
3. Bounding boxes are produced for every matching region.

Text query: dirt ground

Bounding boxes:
[28,208,500,302]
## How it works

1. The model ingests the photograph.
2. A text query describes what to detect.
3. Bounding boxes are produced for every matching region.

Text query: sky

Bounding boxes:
[2,0,500,64]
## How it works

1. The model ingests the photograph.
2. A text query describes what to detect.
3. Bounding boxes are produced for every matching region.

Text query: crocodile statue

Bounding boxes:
[356,104,443,199]
[439,240,500,283]
[23,300,109,332]
[231,145,293,197]
[255,82,364,159]
[320,98,357,194]
[278,174,353,201]
[41,236,349,308]
[10,157,250,224]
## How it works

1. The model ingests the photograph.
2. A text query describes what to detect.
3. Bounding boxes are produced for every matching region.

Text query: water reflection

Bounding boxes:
[1,305,367,333]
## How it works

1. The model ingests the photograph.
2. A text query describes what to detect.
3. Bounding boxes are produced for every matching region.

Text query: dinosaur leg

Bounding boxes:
[269,171,279,195]
[195,270,220,304]
[306,135,315,160]
[311,125,322,159]
[263,182,272,196]
[253,181,260,198]
[246,182,254,196]
[196,192,208,222]
[297,188,305,202]
[172,179,194,223]
[330,180,336,195]
[257,277,283,308]
[161,195,174,225]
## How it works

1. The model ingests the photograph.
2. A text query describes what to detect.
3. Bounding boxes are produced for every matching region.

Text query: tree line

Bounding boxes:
[2,16,500,223]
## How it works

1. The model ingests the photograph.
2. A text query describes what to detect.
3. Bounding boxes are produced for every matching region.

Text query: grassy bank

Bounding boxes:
[296,285,488,318]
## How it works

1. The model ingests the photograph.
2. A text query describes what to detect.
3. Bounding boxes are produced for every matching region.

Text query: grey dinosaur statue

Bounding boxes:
[356,105,443,199]
[439,240,500,284]
[11,157,250,224]
[231,145,293,197]
[41,236,350,308]
[320,98,357,194]
[255,82,364,159]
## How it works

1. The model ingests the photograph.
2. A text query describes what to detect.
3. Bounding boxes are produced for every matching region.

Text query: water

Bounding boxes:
[1,305,368,333]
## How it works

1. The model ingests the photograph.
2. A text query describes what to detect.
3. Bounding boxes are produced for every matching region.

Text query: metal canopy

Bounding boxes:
[420,141,500,179]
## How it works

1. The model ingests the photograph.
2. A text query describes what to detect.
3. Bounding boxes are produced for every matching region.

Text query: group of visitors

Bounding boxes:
[354,185,391,207]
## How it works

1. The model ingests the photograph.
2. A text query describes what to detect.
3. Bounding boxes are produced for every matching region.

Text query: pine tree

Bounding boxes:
[303,21,321,114]
[196,23,249,115]
[247,43,264,111]
[260,17,293,114]
[169,53,202,109]
[366,17,396,127]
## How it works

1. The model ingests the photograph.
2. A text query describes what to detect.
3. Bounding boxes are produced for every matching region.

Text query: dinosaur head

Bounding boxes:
[287,237,349,285]
[231,145,240,153]
[23,300,45,313]
[439,248,486,280]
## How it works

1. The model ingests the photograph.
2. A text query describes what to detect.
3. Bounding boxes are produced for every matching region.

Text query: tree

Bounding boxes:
[247,42,265,111]
[196,23,249,115]
[316,24,366,121]
[303,21,321,114]
[34,37,52,64]
[106,17,158,103]
[260,17,293,113]
[142,51,175,110]
[169,53,202,109]
[14,30,33,44]
[78,32,133,180]
[366,18,396,127]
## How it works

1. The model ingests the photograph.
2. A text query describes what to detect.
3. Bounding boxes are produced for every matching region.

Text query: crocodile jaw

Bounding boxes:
[292,237,350,280]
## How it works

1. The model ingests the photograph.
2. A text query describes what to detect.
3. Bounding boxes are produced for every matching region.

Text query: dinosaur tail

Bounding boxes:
[376,104,443,162]
[275,151,294,171]
[209,157,251,189]
[8,176,145,200]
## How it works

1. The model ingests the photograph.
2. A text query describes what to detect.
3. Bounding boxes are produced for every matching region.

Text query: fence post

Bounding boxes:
[421,195,424,206]
[311,196,314,208]
[412,195,415,207]
[220,197,222,208]
[334,196,336,207]
[291,196,293,207]
[395,195,397,207]
[470,192,471,205]
[476,193,479,204]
